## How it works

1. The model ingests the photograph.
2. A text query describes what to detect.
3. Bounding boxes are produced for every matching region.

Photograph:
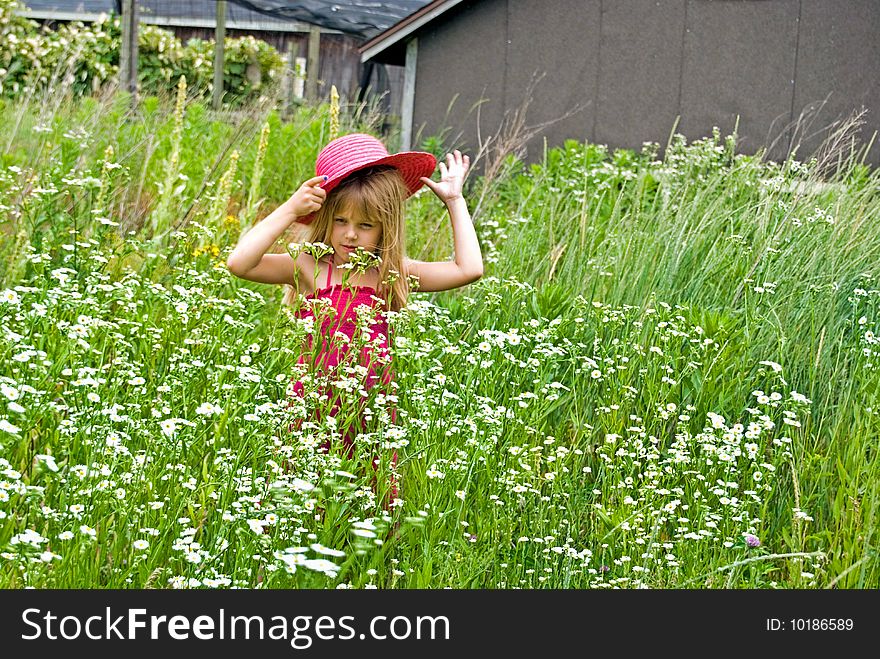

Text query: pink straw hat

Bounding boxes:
[298,133,436,224]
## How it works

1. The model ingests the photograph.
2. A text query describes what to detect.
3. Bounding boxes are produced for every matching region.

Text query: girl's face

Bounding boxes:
[330,199,383,264]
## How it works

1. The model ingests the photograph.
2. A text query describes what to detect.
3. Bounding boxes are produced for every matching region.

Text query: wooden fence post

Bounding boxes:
[294,57,307,100]
[119,0,138,103]
[213,0,227,110]
[401,39,418,151]
[282,40,296,119]
[306,26,320,102]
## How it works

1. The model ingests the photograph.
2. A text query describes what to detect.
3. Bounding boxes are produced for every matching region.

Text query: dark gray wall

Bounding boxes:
[413,0,507,148]
[794,0,880,161]
[596,0,686,156]
[679,0,800,159]
[409,0,880,166]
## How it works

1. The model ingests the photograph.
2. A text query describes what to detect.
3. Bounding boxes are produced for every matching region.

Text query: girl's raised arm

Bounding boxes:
[406,151,483,293]
[226,175,326,286]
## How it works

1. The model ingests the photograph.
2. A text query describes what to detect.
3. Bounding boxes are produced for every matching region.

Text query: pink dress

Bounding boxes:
[287,256,398,499]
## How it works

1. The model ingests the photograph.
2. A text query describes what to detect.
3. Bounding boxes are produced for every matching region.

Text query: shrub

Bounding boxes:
[0,0,283,103]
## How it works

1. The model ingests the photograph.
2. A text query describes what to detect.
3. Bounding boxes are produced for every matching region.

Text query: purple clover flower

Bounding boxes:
[744,533,761,548]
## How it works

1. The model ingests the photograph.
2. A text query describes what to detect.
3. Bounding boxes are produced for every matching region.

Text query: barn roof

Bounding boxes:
[19,0,432,38]
[359,0,464,62]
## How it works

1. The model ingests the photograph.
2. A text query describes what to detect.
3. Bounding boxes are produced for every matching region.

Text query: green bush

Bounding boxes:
[0,0,283,103]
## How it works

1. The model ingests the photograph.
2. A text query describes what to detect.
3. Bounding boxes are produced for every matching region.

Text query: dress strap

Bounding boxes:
[325,256,333,288]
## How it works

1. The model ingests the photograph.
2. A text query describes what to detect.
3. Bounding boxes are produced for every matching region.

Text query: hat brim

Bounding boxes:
[297,151,437,225]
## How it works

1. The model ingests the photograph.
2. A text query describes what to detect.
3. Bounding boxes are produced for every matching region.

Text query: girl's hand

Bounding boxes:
[420,150,469,204]
[288,175,328,219]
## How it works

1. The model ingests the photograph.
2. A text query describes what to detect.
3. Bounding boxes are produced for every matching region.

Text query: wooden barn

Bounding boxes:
[18,0,431,110]
[361,0,880,166]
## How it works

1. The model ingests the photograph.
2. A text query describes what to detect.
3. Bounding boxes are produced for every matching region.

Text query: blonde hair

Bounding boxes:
[282,166,411,311]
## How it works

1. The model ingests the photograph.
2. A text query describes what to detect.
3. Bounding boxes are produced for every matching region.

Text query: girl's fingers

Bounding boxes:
[445,151,468,174]
[299,187,324,204]
[306,175,328,187]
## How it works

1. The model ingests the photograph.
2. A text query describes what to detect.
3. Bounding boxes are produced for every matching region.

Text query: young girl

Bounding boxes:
[226,133,483,503]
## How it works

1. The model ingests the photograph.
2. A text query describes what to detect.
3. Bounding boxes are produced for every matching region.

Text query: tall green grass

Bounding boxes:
[0,87,877,589]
